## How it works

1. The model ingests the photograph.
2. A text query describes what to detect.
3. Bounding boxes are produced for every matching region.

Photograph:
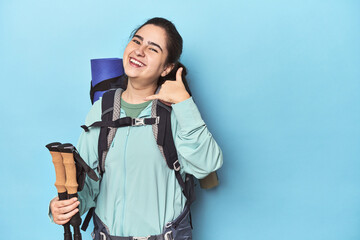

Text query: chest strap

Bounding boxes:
[81,116,160,132]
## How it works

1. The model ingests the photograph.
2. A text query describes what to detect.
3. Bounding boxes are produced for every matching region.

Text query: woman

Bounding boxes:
[50,17,223,239]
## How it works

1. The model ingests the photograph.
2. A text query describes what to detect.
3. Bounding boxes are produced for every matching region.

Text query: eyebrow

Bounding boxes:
[133,34,163,52]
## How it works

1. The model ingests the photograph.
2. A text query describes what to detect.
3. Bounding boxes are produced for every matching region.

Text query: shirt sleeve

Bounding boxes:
[171,97,223,179]
[76,99,102,216]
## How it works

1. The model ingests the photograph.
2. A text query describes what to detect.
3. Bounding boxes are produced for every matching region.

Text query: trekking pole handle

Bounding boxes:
[58,143,82,240]
[46,142,67,193]
[46,142,73,240]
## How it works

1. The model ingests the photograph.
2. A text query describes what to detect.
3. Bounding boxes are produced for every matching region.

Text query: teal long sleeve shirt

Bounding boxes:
[76,97,223,237]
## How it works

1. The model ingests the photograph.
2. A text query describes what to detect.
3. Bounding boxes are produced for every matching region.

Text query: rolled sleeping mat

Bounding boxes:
[90,58,124,103]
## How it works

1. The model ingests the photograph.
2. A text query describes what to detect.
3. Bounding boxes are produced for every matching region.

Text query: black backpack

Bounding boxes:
[80,76,195,231]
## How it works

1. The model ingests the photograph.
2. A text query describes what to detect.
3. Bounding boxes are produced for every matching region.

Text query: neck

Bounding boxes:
[122,77,157,104]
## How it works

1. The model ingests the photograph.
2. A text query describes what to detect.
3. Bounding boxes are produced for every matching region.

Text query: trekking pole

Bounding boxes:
[58,143,83,240]
[46,142,73,240]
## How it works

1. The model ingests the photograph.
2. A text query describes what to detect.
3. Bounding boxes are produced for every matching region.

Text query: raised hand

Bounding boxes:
[145,67,190,104]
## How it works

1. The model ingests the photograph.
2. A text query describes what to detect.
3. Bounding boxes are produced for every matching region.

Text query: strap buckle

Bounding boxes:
[173,160,180,171]
[165,222,172,229]
[133,237,150,240]
[164,231,173,240]
[132,118,145,126]
[100,232,107,240]
[155,116,160,124]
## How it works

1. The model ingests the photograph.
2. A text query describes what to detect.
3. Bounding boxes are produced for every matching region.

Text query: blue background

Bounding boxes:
[1,0,359,239]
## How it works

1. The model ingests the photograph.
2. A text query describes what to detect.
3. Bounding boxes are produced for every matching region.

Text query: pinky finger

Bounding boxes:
[144,95,155,101]
[159,100,172,106]
[56,219,70,225]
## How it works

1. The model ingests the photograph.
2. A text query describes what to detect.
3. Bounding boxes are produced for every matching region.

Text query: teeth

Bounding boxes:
[130,58,144,67]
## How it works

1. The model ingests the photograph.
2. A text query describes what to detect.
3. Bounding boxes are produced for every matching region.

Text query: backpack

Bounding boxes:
[80,76,196,231]
[89,58,219,190]
[81,59,219,231]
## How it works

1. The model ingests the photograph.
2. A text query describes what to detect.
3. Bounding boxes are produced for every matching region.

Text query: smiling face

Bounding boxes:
[123,24,174,85]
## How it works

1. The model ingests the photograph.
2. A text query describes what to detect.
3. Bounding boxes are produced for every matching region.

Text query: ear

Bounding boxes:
[160,63,175,77]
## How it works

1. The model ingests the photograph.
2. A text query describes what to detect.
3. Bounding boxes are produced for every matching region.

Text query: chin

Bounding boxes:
[124,70,140,79]
[123,65,137,78]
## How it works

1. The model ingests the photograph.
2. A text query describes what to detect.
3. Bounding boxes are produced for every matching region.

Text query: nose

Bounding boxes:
[135,44,146,57]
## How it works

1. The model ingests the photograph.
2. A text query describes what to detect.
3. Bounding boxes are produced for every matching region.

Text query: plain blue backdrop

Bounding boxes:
[0,0,359,239]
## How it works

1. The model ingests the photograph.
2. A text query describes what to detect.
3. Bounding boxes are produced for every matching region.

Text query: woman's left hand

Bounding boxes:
[145,67,190,105]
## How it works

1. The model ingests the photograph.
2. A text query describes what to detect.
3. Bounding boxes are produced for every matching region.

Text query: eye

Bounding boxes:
[132,39,140,44]
[149,48,158,53]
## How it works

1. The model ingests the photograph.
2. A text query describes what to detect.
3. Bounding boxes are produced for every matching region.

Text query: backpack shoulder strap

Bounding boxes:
[152,100,195,205]
[151,100,176,168]
[98,88,123,176]
[82,88,122,231]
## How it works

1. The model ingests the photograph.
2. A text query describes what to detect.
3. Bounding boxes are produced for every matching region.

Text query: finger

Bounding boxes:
[144,94,161,101]
[57,208,79,221]
[176,67,183,82]
[55,219,71,225]
[160,100,172,106]
[50,196,59,208]
[58,201,80,214]
[50,196,59,204]
[55,197,78,208]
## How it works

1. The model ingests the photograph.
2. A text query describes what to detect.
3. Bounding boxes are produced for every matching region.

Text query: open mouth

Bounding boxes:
[129,57,146,67]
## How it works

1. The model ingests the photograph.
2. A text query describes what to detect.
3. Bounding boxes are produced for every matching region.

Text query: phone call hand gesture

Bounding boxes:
[145,67,190,105]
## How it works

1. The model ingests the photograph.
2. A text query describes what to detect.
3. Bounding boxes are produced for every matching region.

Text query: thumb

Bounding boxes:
[176,67,183,82]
